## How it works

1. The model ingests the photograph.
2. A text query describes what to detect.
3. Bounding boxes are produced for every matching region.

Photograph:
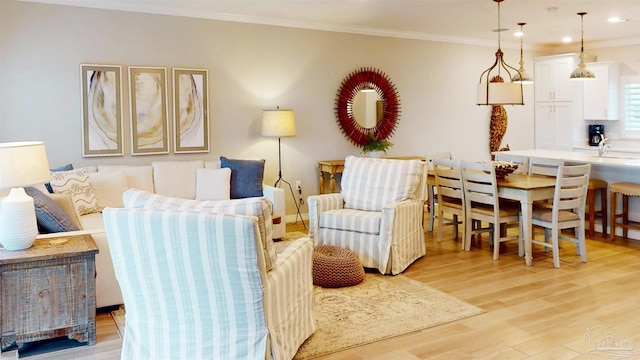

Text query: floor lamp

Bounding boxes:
[262,107,306,228]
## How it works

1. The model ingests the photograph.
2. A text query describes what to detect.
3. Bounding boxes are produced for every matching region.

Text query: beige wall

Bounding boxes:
[4,0,635,215]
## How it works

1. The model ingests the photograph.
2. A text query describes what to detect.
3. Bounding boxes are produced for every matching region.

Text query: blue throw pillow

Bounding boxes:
[220,157,265,199]
[44,163,74,193]
[24,186,80,234]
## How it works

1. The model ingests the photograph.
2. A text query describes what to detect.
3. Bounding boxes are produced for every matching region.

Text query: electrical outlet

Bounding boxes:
[296,180,302,191]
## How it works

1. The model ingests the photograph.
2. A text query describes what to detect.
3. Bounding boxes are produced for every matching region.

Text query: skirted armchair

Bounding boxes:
[307,156,426,275]
[103,206,315,359]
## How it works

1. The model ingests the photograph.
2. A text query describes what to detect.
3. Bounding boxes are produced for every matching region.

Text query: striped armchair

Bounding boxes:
[103,208,315,359]
[307,156,426,275]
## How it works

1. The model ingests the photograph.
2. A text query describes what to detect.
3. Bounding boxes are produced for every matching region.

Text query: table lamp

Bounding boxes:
[0,141,51,250]
[262,107,306,228]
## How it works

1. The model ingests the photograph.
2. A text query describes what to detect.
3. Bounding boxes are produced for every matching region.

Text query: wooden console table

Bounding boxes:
[0,234,99,351]
[318,156,425,194]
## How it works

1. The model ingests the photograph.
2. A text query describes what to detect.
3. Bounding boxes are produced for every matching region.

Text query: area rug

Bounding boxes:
[111,273,483,359]
[294,273,483,359]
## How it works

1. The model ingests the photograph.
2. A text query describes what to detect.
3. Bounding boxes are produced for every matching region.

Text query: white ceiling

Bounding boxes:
[21,0,640,50]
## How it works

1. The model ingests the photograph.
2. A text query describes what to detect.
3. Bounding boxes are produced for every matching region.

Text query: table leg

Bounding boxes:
[428,184,435,232]
[329,173,337,193]
[521,200,534,266]
[318,165,325,194]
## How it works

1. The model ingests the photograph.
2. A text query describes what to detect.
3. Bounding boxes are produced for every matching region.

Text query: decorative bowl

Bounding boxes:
[493,161,519,180]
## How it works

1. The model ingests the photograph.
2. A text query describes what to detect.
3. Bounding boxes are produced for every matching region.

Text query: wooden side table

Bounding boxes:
[318,160,344,194]
[0,234,99,351]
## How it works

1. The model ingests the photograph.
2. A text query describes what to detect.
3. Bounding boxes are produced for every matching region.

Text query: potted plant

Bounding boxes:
[362,133,393,157]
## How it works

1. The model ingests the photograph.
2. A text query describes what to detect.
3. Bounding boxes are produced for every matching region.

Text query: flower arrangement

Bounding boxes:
[361,133,394,155]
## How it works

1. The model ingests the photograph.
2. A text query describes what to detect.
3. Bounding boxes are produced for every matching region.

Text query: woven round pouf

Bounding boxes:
[312,245,365,288]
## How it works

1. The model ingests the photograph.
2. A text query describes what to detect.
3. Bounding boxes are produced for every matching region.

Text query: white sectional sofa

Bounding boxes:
[38,160,285,308]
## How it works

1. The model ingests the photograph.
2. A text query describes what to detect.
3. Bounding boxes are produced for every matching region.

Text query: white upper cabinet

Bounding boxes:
[583,62,620,121]
[535,54,578,102]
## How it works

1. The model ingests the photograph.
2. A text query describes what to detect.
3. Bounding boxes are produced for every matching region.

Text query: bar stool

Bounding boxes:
[609,182,640,240]
[587,178,608,237]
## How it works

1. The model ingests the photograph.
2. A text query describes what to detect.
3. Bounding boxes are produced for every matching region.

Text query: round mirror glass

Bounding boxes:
[334,68,400,147]
[351,88,382,129]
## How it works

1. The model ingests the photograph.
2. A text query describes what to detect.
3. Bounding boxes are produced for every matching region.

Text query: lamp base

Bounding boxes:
[0,187,38,250]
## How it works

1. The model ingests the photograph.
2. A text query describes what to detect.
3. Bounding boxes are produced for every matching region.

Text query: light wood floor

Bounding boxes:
[5,219,640,359]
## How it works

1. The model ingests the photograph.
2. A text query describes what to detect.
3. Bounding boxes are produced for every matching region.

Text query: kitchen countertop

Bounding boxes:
[500,149,640,169]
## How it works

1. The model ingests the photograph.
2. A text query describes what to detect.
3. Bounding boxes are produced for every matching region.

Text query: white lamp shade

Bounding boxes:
[262,109,297,137]
[512,70,534,84]
[476,83,524,105]
[570,65,596,80]
[0,141,51,188]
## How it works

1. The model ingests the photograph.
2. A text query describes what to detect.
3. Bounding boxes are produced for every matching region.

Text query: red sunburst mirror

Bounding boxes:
[334,67,401,147]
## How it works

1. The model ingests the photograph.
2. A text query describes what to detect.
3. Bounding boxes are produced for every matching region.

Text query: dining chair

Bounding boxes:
[425,152,453,232]
[494,152,530,175]
[528,157,565,213]
[528,157,564,177]
[432,158,464,245]
[530,164,591,268]
[460,160,521,260]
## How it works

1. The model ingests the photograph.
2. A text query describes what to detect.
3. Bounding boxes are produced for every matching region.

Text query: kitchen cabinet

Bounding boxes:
[535,54,578,102]
[534,54,580,151]
[583,62,620,121]
[534,102,573,151]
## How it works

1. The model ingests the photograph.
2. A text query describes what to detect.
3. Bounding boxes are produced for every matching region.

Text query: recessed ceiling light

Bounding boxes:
[608,16,628,23]
[562,36,572,43]
[514,30,523,37]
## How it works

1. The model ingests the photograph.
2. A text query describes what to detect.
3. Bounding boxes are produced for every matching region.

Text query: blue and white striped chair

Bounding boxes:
[307,156,426,275]
[103,208,315,359]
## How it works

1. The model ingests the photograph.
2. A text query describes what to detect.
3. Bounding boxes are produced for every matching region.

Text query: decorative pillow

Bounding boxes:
[89,171,129,208]
[123,188,277,271]
[341,156,423,211]
[195,168,232,201]
[44,163,73,193]
[50,168,101,216]
[24,186,80,234]
[220,157,265,199]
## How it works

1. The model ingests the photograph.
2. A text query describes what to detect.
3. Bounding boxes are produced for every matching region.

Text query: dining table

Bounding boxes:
[427,172,557,266]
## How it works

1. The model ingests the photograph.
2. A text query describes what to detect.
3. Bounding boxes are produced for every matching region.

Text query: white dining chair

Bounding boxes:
[530,164,591,268]
[494,153,530,175]
[432,158,464,245]
[460,161,521,260]
[528,157,564,177]
[426,152,452,232]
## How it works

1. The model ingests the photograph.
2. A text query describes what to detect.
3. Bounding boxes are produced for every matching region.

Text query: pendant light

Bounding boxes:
[477,0,524,106]
[570,12,596,80]
[511,22,534,84]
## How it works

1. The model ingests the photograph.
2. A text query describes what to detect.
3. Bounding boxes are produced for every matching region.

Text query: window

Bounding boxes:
[622,75,640,137]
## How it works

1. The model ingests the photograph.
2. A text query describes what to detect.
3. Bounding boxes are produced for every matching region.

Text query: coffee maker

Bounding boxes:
[588,125,605,146]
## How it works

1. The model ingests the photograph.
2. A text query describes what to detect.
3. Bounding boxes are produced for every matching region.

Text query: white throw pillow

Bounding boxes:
[89,171,129,208]
[50,168,101,216]
[195,168,231,201]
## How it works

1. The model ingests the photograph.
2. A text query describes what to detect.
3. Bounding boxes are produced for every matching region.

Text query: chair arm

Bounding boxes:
[380,199,425,274]
[306,193,344,239]
[264,237,315,359]
[263,184,286,239]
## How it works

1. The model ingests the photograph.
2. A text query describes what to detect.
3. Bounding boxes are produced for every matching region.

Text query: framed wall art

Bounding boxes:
[172,68,209,153]
[128,66,169,155]
[80,64,124,157]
